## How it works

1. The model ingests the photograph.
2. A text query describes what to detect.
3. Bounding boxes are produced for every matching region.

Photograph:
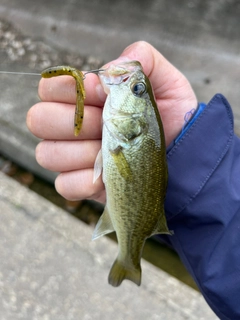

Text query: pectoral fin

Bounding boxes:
[92,206,115,240]
[110,146,133,181]
[93,148,103,183]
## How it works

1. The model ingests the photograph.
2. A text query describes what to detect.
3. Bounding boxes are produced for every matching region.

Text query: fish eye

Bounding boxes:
[131,82,146,97]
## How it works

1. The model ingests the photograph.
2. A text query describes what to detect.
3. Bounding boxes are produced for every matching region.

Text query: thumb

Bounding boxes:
[113,41,197,146]
[113,41,182,99]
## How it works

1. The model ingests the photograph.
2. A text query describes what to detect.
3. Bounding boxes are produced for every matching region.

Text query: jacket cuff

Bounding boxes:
[165,94,234,218]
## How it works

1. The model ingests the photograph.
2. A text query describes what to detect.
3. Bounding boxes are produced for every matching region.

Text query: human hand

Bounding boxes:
[26,41,197,203]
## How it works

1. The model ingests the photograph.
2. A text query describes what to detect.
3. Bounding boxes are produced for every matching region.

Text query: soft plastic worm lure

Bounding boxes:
[41,66,105,136]
[41,66,86,137]
[0,66,104,137]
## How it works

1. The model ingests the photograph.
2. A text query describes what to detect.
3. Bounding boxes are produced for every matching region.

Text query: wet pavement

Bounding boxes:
[0,0,239,318]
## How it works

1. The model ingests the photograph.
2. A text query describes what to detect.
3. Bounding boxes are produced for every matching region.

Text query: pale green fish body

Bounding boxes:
[93,61,171,287]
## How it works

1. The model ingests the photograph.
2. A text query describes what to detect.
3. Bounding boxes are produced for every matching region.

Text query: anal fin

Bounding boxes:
[92,206,115,240]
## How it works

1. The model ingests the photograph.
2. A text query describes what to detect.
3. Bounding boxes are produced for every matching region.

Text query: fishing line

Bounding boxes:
[0,71,41,76]
[83,69,105,79]
[0,69,106,78]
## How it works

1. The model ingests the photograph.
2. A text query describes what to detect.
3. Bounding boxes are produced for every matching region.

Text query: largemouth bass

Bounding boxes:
[93,61,172,287]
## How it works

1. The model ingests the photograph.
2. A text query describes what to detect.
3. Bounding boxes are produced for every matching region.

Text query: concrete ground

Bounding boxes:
[0,171,218,319]
[1,0,239,318]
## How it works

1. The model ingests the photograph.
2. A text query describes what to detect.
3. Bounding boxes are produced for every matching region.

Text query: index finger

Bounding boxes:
[38,72,106,107]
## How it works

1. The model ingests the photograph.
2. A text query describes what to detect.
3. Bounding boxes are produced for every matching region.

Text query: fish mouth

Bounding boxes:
[98,60,142,87]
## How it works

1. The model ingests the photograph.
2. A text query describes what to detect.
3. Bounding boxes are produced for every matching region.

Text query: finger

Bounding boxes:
[37,43,174,113]
[36,140,101,172]
[27,102,102,140]
[37,43,176,109]
[38,73,106,107]
[55,169,106,203]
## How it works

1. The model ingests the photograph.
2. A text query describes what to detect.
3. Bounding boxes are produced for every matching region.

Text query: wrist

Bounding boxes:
[174,103,207,144]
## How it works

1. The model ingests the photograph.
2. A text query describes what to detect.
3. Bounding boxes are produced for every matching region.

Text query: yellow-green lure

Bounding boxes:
[41,66,85,136]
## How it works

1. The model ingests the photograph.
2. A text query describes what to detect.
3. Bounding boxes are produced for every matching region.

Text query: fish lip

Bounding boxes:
[103,74,131,86]
[99,70,133,86]
[98,61,142,86]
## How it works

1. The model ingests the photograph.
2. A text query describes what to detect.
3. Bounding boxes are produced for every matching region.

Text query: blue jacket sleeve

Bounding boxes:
[164,94,240,320]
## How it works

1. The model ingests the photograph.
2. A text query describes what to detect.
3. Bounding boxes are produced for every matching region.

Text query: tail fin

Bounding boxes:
[108,258,141,287]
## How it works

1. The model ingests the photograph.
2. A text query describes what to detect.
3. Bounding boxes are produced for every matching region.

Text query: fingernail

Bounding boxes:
[115,56,131,62]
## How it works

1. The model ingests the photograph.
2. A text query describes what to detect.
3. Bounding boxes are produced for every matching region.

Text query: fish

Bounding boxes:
[39,61,172,287]
[93,61,172,287]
